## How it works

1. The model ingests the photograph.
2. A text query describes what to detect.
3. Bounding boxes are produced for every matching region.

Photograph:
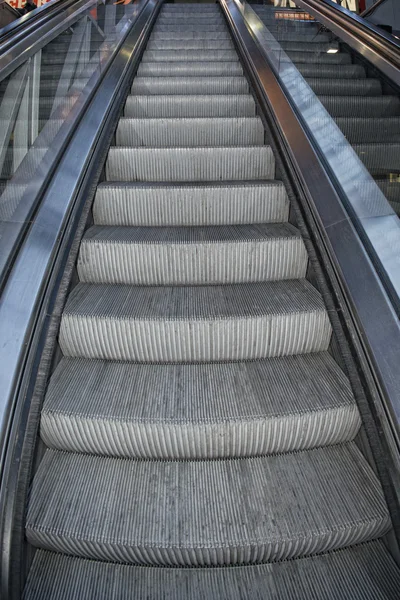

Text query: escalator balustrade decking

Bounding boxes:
[23,4,400,598]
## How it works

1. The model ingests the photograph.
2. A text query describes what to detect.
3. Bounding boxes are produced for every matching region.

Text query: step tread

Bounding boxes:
[105,146,275,182]
[26,443,390,566]
[77,223,307,284]
[59,279,331,361]
[22,542,400,600]
[116,116,264,147]
[62,279,325,321]
[93,181,289,226]
[41,352,360,459]
[141,50,238,61]
[131,77,249,95]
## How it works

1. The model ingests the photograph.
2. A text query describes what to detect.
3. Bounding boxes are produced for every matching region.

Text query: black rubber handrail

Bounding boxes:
[360,0,388,19]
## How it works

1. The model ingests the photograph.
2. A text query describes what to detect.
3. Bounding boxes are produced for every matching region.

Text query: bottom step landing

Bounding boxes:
[24,541,400,599]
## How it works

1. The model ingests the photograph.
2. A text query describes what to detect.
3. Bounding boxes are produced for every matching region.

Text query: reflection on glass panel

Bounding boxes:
[0,0,142,273]
[240,0,400,294]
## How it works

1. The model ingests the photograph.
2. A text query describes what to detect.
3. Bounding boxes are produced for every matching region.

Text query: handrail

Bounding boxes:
[360,0,388,19]
[294,0,400,85]
[0,1,162,595]
[0,0,70,47]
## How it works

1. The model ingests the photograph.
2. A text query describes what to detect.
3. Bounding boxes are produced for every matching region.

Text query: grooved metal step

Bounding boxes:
[153,24,227,32]
[77,223,307,285]
[105,146,275,182]
[146,39,234,50]
[23,542,400,600]
[284,50,351,64]
[280,41,339,53]
[93,181,289,226]
[318,95,400,117]
[41,352,360,459]
[353,143,400,175]
[335,117,400,143]
[131,77,249,95]
[26,444,390,566]
[141,50,238,61]
[115,117,264,147]
[59,279,331,362]
[124,95,256,118]
[137,62,243,77]
[307,78,381,97]
[274,32,331,42]
[149,31,232,39]
[295,63,366,78]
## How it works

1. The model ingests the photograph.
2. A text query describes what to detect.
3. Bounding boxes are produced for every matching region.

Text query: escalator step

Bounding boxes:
[161,4,221,10]
[105,146,275,182]
[156,16,225,24]
[336,117,400,143]
[284,50,351,64]
[376,179,400,215]
[124,95,256,118]
[141,50,238,62]
[274,32,331,42]
[59,279,331,362]
[353,143,400,175]
[26,444,390,566]
[137,62,243,76]
[307,78,381,97]
[317,95,400,117]
[115,117,264,147]
[131,76,248,95]
[77,223,307,285]
[146,39,234,50]
[149,31,232,39]
[23,542,400,600]
[153,24,228,32]
[41,352,360,459]
[295,63,366,78]
[93,181,289,226]
[280,41,339,53]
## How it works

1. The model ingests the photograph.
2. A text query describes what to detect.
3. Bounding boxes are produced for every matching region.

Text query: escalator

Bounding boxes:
[254,3,400,214]
[1,1,398,597]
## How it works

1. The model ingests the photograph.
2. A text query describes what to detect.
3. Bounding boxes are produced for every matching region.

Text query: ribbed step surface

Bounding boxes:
[23,542,400,600]
[59,280,331,362]
[137,62,243,77]
[307,78,381,97]
[142,50,238,62]
[26,444,390,566]
[77,223,307,285]
[353,143,400,175]
[295,63,366,79]
[115,117,264,147]
[336,117,400,143]
[42,352,359,459]
[105,146,275,182]
[131,77,249,95]
[318,95,400,117]
[124,95,256,118]
[149,31,232,39]
[146,39,234,50]
[93,181,289,226]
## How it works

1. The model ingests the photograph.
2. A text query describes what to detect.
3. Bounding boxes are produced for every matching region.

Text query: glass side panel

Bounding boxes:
[240,0,400,300]
[0,0,145,279]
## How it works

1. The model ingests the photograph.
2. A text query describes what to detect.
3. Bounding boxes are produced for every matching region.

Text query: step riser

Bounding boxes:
[150,32,232,39]
[336,118,400,143]
[137,63,243,77]
[353,145,400,175]
[307,79,381,97]
[93,184,289,226]
[59,310,331,362]
[146,40,234,50]
[124,96,256,118]
[141,51,239,62]
[295,64,366,79]
[284,52,351,65]
[153,25,228,32]
[105,147,275,182]
[77,238,308,285]
[319,97,400,118]
[131,78,249,95]
[41,405,360,459]
[115,118,264,148]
